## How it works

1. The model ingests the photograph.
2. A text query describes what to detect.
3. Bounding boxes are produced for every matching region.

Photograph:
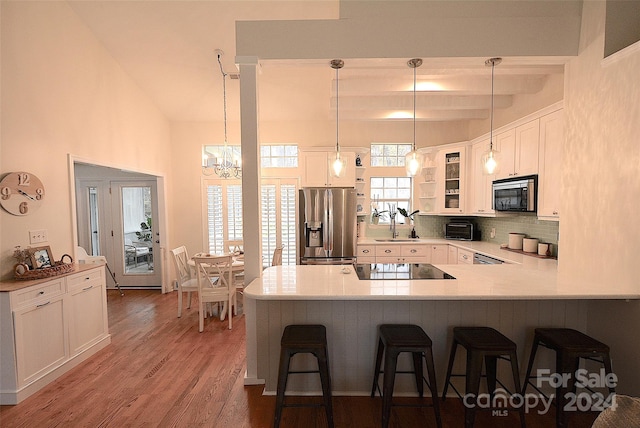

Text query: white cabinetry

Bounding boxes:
[430,244,449,264]
[448,246,458,264]
[495,120,539,180]
[375,245,402,263]
[12,286,67,389]
[457,248,474,265]
[358,243,429,264]
[356,245,375,263]
[400,244,429,263]
[0,265,110,404]
[67,268,109,356]
[470,139,495,214]
[301,151,355,187]
[537,109,564,219]
[440,147,466,214]
[416,154,438,214]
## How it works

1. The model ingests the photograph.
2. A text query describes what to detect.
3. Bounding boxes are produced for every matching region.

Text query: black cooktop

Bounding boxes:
[355,263,455,280]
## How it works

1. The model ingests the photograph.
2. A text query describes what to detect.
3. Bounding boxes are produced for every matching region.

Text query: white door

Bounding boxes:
[111,181,162,288]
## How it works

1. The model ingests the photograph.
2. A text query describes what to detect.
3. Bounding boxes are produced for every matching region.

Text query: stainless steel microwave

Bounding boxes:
[492,175,537,212]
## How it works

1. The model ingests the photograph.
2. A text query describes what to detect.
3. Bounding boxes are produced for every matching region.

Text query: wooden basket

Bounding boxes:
[14,255,75,281]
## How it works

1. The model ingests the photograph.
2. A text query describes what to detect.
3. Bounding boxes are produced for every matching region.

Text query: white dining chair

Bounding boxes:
[193,254,233,331]
[224,239,243,254]
[170,246,198,318]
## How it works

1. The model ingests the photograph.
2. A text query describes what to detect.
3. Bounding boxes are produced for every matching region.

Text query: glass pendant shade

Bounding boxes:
[481,57,502,177]
[329,59,345,179]
[405,150,424,177]
[406,58,423,177]
[482,146,500,175]
[330,152,345,178]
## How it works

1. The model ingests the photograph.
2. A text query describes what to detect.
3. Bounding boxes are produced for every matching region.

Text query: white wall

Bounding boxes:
[561,1,640,395]
[0,2,172,280]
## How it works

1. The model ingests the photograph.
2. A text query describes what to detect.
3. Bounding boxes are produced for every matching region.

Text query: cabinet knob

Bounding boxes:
[410,249,417,253]
[384,249,391,253]
[363,249,370,254]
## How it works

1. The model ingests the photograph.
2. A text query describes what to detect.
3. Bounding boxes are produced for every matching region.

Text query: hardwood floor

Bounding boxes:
[1,290,599,427]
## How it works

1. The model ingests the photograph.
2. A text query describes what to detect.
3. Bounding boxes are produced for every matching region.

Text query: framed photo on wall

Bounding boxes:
[29,246,54,269]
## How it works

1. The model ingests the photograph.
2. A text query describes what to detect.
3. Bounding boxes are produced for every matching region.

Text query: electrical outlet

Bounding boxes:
[490,228,496,239]
[29,229,48,244]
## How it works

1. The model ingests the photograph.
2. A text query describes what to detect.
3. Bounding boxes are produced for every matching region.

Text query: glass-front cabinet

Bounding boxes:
[416,151,438,214]
[440,147,466,213]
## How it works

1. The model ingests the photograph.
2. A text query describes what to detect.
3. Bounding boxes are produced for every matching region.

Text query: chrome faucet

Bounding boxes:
[388,204,399,239]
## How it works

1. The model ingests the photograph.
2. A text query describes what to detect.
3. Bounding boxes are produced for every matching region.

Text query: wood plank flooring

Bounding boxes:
[1,290,599,427]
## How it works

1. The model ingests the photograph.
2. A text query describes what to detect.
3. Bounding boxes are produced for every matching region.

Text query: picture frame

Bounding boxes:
[29,246,54,269]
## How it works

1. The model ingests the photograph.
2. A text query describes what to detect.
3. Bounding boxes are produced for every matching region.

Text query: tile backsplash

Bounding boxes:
[362,214,559,255]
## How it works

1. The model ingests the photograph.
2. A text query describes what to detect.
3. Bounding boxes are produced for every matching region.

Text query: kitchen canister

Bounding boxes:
[538,243,550,256]
[508,233,525,250]
[523,238,539,253]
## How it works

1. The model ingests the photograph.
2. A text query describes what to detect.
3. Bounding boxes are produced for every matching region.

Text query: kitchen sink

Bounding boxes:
[375,239,420,242]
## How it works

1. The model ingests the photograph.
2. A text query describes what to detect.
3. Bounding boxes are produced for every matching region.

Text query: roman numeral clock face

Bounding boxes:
[0,172,45,216]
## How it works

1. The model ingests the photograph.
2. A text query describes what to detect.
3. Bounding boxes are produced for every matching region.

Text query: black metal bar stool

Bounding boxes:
[370,324,442,428]
[522,328,615,428]
[442,326,526,428]
[274,324,334,428]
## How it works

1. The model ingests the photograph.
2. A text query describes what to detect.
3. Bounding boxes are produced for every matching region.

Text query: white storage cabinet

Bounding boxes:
[0,264,110,404]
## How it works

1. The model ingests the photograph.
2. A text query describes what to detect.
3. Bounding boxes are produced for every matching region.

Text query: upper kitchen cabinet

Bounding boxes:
[470,139,495,215]
[439,146,466,214]
[416,152,438,214]
[300,150,356,187]
[495,120,540,180]
[537,109,564,220]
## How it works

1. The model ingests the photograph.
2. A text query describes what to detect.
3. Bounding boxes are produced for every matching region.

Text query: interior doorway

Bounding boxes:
[75,163,163,290]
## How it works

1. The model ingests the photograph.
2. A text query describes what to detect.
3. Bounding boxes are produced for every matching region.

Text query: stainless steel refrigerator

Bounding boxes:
[298,187,357,265]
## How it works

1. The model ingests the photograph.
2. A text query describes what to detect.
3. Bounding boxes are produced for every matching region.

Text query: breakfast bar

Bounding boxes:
[243,241,639,395]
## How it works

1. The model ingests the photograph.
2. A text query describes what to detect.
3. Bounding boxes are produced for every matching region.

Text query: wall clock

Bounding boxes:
[0,172,45,216]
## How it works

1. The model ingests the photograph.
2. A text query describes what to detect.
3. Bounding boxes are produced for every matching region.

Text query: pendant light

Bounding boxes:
[481,57,502,175]
[405,58,424,177]
[203,49,241,178]
[329,59,345,178]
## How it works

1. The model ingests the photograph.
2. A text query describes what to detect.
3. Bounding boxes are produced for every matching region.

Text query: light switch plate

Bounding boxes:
[29,229,48,244]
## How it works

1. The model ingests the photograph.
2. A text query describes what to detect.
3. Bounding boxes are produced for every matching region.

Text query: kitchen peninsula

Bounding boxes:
[243,240,639,395]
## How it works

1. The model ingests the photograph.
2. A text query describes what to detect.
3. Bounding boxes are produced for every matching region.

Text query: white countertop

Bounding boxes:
[244,240,639,300]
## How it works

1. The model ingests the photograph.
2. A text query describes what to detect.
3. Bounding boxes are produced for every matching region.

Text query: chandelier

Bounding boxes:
[203,50,241,178]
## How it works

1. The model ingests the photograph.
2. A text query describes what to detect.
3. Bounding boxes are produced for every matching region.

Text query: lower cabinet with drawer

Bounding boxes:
[356,245,376,263]
[374,244,429,264]
[0,264,110,405]
[457,248,474,265]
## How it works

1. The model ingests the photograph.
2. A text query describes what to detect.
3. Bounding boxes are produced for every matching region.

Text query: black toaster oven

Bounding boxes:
[445,221,479,241]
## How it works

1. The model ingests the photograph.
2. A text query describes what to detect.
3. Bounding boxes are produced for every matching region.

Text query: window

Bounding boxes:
[205,182,242,254]
[205,178,297,266]
[261,145,298,168]
[261,180,297,267]
[370,143,412,167]
[370,177,412,224]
